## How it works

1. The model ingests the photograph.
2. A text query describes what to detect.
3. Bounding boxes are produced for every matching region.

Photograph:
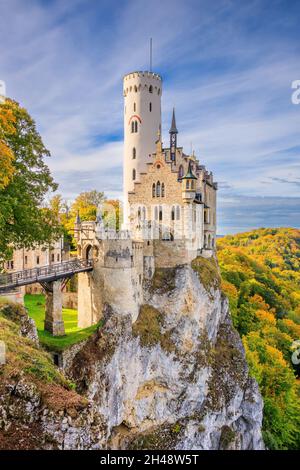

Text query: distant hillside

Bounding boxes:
[218,228,300,450]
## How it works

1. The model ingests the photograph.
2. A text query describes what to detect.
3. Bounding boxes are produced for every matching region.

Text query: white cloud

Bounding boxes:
[0,0,299,230]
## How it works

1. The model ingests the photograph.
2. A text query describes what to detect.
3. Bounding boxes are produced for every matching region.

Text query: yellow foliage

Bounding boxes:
[0,103,16,189]
[255,309,276,326]
[221,279,238,299]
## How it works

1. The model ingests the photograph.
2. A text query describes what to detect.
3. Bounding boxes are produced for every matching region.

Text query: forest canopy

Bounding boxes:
[218,227,300,450]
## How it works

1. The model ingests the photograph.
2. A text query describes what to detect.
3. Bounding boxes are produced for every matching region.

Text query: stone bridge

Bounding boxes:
[0,258,93,336]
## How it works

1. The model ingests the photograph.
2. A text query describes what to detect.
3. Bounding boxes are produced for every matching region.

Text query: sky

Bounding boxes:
[0,0,299,234]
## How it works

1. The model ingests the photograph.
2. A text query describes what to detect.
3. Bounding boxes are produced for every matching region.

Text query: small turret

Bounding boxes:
[181,160,197,202]
[169,108,178,162]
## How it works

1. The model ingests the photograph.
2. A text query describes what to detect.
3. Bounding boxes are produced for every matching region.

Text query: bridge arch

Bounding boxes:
[85,244,93,260]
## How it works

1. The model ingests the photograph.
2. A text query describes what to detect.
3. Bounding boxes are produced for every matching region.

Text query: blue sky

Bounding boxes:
[0,0,299,234]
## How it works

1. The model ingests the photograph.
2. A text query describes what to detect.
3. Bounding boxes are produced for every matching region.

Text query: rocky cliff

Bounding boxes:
[0,257,264,450]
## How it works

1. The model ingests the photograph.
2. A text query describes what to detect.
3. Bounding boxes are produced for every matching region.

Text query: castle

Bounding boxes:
[75,70,217,328]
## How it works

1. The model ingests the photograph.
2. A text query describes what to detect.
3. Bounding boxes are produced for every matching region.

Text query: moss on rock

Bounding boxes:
[132,305,177,353]
[132,305,162,347]
[219,425,236,449]
[150,267,178,294]
[191,256,221,293]
[128,421,183,450]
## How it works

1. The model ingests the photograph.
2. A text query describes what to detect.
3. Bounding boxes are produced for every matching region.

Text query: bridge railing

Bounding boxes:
[0,258,93,289]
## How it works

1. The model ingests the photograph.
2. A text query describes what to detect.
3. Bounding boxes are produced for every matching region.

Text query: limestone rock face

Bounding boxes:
[66,262,264,450]
[0,260,264,450]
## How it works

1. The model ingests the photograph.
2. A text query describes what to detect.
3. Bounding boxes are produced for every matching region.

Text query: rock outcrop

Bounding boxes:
[0,257,265,450]
[66,258,264,450]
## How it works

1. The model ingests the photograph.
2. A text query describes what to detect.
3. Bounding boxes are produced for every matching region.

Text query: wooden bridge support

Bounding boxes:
[44,280,65,336]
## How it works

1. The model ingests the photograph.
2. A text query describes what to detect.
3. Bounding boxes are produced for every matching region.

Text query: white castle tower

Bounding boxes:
[123,71,162,226]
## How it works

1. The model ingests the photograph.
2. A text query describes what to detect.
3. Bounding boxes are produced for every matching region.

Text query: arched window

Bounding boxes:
[138,207,141,219]
[149,85,153,93]
[186,180,190,189]
[134,85,137,92]
[132,147,136,159]
[134,102,136,112]
[176,206,180,220]
[178,165,184,179]
[159,206,163,221]
[171,206,175,221]
[134,121,138,133]
[156,181,161,197]
[191,180,195,190]
[208,234,211,248]
[155,206,158,220]
[149,102,152,112]
[142,207,146,220]
[132,169,136,180]
[131,121,134,133]
[161,182,165,197]
[152,182,156,197]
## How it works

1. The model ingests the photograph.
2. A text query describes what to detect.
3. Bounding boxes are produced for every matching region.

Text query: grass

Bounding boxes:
[24,294,100,352]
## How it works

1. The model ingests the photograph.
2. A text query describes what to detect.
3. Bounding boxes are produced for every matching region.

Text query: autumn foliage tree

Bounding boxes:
[0,99,61,264]
[218,228,300,449]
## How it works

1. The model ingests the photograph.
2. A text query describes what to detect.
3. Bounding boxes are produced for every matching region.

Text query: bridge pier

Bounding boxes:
[44,280,65,336]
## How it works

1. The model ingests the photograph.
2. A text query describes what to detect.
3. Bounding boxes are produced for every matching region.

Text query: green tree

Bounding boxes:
[0,99,61,264]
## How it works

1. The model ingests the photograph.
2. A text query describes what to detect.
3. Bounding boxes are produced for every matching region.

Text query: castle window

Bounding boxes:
[57,253,60,262]
[36,256,40,265]
[134,121,138,133]
[161,182,165,197]
[142,207,146,220]
[132,169,136,180]
[132,147,136,159]
[158,88,160,95]
[134,102,136,112]
[131,121,134,133]
[176,206,180,220]
[186,180,190,189]
[51,253,54,262]
[149,102,152,112]
[156,181,161,197]
[155,206,158,220]
[159,206,163,221]
[134,85,137,92]
[171,206,175,221]
[24,256,28,265]
[149,85,153,93]
[138,207,141,220]
[178,165,183,180]
[152,182,156,197]
[191,180,195,190]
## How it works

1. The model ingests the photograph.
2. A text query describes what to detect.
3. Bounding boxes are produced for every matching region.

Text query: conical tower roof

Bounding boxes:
[169,108,178,134]
[182,159,197,180]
